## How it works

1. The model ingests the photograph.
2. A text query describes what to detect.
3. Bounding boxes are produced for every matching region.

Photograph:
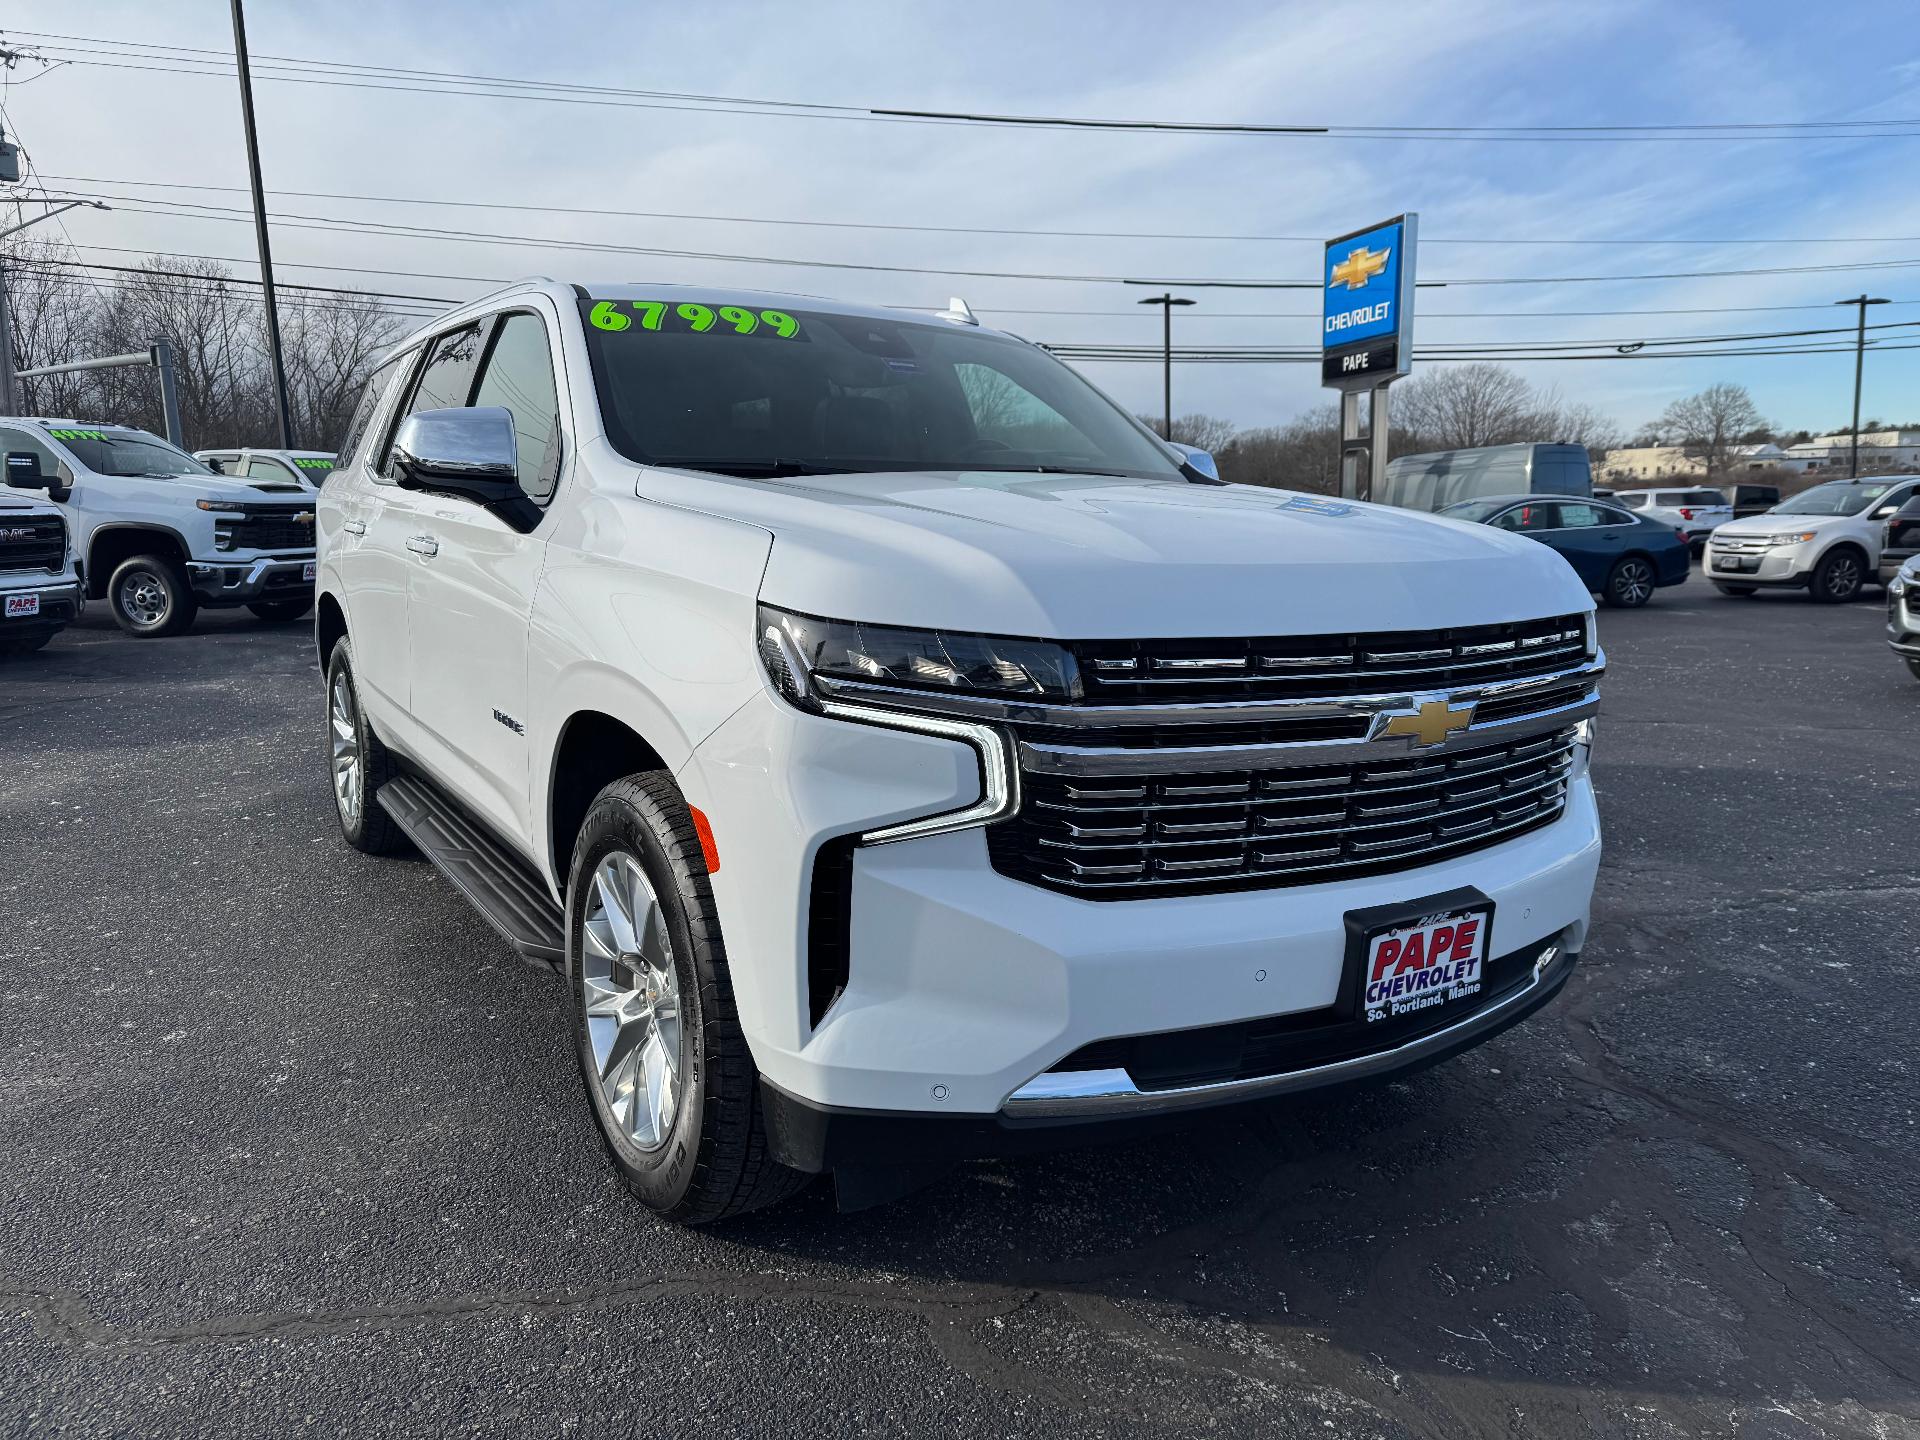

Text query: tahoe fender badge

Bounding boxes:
[492,709,525,735]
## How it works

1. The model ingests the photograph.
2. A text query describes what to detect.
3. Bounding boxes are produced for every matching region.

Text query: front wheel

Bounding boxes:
[1602,555,1656,608]
[568,773,807,1224]
[324,638,407,855]
[249,597,313,623]
[108,554,197,637]
[1808,548,1865,603]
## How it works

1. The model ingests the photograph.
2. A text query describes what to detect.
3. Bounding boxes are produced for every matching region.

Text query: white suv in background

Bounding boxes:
[315,279,1604,1221]
[196,446,338,490]
[1705,477,1920,603]
[1611,486,1731,551]
[0,419,319,636]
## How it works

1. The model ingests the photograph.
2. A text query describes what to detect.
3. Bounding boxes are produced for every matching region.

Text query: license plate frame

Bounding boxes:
[302,561,317,582]
[4,593,40,618]
[1338,886,1494,1029]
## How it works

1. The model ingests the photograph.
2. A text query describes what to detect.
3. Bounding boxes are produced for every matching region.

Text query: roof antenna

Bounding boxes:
[937,296,979,326]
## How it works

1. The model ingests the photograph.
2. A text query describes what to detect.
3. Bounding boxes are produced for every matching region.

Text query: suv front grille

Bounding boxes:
[218,507,315,553]
[1069,613,1587,703]
[0,514,65,574]
[987,727,1580,899]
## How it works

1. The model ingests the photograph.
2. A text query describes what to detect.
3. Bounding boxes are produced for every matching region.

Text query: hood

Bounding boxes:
[1714,512,1849,538]
[637,466,1593,638]
[154,475,311,507]
[0,495,60,515]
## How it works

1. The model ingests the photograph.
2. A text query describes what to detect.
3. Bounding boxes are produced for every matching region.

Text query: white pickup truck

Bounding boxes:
[0,454,81,656]
[315,282,1604,1220]
[0,418,318,636]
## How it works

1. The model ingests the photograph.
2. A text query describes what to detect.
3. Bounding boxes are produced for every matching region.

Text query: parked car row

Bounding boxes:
[0,418,327,648]
[1437,494,1690,608]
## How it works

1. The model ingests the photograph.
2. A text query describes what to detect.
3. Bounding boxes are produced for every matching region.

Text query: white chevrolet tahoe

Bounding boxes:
[0,454,81,656]
[1705,476,1920,603]
[315,282,1604,1220]
[0,418,318,636]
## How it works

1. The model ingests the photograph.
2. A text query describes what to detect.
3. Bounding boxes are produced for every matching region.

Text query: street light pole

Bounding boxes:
[1835,294,1889,479]
[1136,293,1195,438]
[230,0,296,449]
[0,198,111,414]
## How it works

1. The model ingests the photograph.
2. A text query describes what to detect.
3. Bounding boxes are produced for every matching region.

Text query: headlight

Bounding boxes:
[1893,573,1910,597]
[1768,531,1817,547]
[196,499,247,513]
[1571,717,1595,780]
[757,605,1081,703]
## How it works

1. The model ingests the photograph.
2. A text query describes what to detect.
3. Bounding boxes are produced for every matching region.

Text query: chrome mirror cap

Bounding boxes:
[1169,442,1220,482]
[392,406,518,483]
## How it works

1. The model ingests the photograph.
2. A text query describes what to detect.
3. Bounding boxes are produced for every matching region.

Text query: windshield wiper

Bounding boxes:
[658,458,869,479]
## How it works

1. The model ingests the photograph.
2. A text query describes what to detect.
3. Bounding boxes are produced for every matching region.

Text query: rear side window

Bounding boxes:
[1684,489,1727,506]
[380,325,485,477]
[244,457,300,484]
[1618,493,1647,509]
[472,312,564,503]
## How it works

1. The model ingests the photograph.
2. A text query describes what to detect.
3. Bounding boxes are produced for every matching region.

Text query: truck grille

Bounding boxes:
[1069,613,1587,703]
[988,727,1579,898]
[217,507,315,553]
[1708,534,1770,556]
[0,514,65,573]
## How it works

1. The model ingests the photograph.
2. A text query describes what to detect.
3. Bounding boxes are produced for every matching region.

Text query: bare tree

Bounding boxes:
[3,237,101,417]
[1163,412,1238,453]
[1391,363,1539,453]
[1218,404,1341,494]
[281,292,405,450]
[1658,383,1767,479]
[1532,395,1624,465]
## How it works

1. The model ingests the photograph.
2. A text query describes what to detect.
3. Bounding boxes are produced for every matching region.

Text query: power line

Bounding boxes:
[36,172,1920,249]
[13,30,1920,142]
[66,188,1920,291]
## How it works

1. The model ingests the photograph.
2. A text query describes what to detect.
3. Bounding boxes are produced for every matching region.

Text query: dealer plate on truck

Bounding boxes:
[4,594,39,618]
[1361,904,1490,1024]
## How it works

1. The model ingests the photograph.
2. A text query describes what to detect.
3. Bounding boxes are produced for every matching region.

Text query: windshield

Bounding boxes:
[577,296,1183,479]
[1436,498,1515,523]
[1773,481,1898,517]
[53,428,215,479]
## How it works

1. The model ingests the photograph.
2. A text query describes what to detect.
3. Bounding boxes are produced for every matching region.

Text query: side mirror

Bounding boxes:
[5,451,49,490]
[391,407,538,531]
[1168,441,1222,484]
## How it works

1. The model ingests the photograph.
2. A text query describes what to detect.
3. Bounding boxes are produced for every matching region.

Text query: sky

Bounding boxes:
[5,0,1920,439]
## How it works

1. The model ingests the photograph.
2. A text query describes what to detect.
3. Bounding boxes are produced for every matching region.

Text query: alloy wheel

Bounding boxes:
[581,850,683,1153]
[1615,560,1653,606]
[330,669,362,825]
[1825,554,1861,600]
[118,569,169,628]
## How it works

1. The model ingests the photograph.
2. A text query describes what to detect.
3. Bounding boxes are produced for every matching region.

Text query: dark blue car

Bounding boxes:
[1438,493,1691,607]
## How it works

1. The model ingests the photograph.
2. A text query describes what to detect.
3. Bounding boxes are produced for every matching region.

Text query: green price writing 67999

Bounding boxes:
[590,300,800,339]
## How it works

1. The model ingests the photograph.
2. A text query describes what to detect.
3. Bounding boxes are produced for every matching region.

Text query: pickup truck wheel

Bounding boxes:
[1602,555,1655,608]
[108,554,197,637]
[1808,548,1865,603]
[248,598,313,623]
[324,638,408,855]
[568,774,808,1223]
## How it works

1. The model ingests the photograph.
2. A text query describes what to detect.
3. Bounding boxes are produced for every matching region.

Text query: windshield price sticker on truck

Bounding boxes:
[1362,906,1489,1024]
[589,299,805,339]
[295,458,334,472]
[47,428,110,442]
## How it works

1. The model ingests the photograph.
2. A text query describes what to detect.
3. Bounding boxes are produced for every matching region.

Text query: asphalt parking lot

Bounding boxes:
[2,569,1916,1439]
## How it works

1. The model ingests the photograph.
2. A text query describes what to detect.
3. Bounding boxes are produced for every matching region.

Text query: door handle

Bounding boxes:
[406,535,439,557]
[343,519,367,536]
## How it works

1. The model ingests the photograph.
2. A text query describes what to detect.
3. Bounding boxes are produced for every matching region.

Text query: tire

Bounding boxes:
[1602,554,1656,608]
[108,554,198,637]
[1714,583,1758,598]
[324,638,408,855]
[568,773,809,1224]
[1808,548,1866,604]
[0,630,53,657]
[249,598,314,623]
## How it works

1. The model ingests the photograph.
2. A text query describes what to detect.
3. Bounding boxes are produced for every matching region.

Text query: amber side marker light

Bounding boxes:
[687,806,721,874]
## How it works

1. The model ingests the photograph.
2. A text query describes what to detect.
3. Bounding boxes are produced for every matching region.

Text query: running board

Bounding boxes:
[376,776,565,970]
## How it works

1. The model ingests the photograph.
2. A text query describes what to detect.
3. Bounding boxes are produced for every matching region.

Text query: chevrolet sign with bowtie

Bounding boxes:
[1322,213,1418,391]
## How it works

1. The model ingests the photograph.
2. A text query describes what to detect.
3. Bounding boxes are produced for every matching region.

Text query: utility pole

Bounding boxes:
[1834,294,1889,478]
[0,196,112,414]
[1136,293,1195,438]
[230,0,295,449]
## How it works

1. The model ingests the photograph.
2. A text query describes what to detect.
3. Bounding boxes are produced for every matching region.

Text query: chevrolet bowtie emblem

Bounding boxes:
[1377,699,1475,749]
[1329,245,1390,291]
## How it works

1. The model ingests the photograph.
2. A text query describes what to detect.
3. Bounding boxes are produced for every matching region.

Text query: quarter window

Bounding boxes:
[472,312,564,503]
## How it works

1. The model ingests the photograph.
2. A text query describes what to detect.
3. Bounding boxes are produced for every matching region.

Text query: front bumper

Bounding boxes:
[187,555,316,604]
[682,686,1601,1123]
[1704,544,1812,586]
[0,578,82,629]
[1888,585,1920,655]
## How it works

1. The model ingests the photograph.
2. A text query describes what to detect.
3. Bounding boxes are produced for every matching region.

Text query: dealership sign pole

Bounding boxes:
[1323,214,1418,501]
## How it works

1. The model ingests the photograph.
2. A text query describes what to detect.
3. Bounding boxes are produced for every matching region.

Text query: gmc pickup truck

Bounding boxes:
[316,282,1603,1221]
[0,456,81,656]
